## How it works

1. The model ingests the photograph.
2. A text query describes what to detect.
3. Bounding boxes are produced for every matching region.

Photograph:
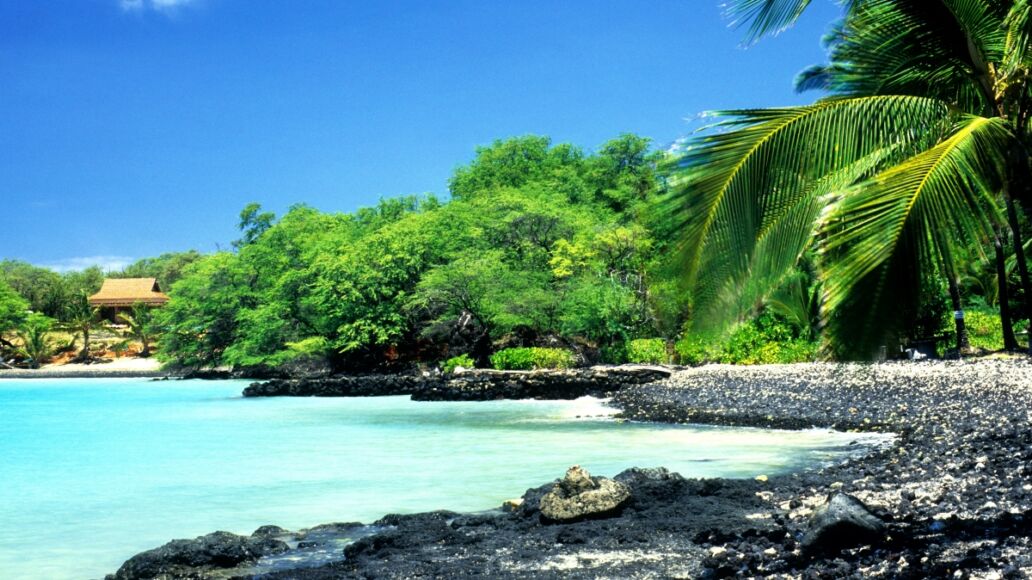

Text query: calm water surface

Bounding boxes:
[0,379,887,579]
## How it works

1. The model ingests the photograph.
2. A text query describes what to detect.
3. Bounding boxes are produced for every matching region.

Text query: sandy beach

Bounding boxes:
[0,357,168,379]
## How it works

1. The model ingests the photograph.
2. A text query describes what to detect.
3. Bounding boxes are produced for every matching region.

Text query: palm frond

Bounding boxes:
[665,95,953,331]
[1004,0,1032,75]
[725,0,815,42]
[797,0,1005,115]
[820,115,1011,357]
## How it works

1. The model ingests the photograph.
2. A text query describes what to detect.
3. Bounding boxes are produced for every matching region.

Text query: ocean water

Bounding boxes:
[0,379,886,579]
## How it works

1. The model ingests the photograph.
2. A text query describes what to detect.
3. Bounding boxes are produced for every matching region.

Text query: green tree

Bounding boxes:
[153,135,668,371]
[0,278,29,354]
[15,313,55,369]
[119,303,158,357]
[233,203,277,249]
[670,0,1032,357]
[156,253,250,367]
[449,136,588,202]
[408,252,553,365]
[64,292,105,362]
[0,277,28,334]
[116,251,204,289]
[0,260,67,319]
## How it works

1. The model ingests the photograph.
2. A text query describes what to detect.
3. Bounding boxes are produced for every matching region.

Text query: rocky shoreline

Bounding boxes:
[241,366,672,401]
[109,359,1032,579]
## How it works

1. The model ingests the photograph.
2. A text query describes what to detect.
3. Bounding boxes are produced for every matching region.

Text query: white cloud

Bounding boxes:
[40,256,136,274]
[120,0,196,13]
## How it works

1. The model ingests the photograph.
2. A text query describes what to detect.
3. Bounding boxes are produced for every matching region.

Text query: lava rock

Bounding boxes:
[107,531,288,579]
[802,493,886,554]
[538,465,631,522]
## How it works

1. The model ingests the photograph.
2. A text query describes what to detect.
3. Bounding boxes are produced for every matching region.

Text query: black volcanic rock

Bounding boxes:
[242,365,672,401]
[112,359,1032,579]
[802,493,886,554]
[107,531,287,579]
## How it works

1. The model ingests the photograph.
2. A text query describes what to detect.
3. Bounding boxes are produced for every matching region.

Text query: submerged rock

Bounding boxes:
[802,492,886,554]
[538,465,632,522]
[108,530,288,579]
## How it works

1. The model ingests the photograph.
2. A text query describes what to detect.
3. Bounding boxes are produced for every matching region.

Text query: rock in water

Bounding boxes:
[802,493,885,554]
[108,530,288,579]
[538,465,631,522]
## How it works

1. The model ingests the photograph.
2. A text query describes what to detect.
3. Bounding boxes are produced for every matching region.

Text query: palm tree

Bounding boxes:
[670,0,1032,357]
[64,292,105,362]
[118,303,156,357]
[15,314,54,369]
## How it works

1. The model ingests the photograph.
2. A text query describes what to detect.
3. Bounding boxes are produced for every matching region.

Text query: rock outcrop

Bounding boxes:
[107,531,288,579]
[802,492,886,554]
[242,365,672,401]
[537,465,632,522]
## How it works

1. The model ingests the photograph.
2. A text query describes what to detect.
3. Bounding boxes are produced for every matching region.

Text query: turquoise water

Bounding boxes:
[0,379,884,579]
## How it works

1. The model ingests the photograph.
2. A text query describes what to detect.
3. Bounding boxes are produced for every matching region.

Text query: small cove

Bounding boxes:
[0,378,891,579]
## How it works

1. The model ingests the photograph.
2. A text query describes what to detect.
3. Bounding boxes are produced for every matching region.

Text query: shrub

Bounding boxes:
[490,347,575,370]
[442,353,475,374]
[599,343,628,365]
[963,306,1029,351]
[674,334,721,365]
[626,338,668,364]
[675,313,819,366]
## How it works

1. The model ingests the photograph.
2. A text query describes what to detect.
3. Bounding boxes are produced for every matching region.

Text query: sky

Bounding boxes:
[0,0,842,271]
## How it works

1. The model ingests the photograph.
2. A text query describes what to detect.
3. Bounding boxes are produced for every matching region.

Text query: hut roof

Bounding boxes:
[88,278,170,307]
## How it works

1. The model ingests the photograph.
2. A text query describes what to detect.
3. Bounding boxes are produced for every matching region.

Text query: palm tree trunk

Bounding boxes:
[936,234,969,354]
[995,232,1020,351]
[1004,196,1032,353]
[80,327,90,361]
[945,269,969,355]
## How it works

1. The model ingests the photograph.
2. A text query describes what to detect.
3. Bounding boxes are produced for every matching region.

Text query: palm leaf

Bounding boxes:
[796,0,1005,115]
[725,0,815,41]
[820,115,1010,356]
[1004,0,1032,75]
[665,95,953,331]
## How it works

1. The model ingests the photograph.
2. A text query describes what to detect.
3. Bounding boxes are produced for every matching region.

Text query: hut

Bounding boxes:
[88,278,170,322]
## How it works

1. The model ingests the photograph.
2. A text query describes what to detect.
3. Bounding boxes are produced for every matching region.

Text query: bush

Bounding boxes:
[963,306,1029,351]
[626,338,668,364]
[490,347,575,370]
[442,353,475,374]
[674,313,819,365]
[673,334,721,366]
[599,343,628,365]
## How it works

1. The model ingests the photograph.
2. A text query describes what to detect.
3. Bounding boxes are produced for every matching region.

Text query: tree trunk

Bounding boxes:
[945,267,970,355]
[471,331,493,368]
[1004,196,1032,353]
[80,327,90,361]
[937,235,969,355]
[995,233,1020,351]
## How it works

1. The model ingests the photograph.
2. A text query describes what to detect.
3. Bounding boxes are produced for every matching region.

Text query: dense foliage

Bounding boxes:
[670,0,1032,358]
[490,347,575,371]
[150,135,681,371]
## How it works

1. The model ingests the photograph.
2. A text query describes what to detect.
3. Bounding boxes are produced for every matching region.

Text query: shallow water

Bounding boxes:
[0,379,888,579]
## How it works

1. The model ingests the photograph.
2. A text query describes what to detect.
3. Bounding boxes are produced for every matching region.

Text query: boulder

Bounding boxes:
[538,465,631,522]
[108,530,288,579]
[802,493,885,554]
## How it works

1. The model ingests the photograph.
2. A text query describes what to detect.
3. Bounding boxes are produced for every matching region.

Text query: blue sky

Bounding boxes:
[0,0,841,271]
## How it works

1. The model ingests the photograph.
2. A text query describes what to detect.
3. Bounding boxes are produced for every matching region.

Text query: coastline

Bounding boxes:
[106,358,1032,578]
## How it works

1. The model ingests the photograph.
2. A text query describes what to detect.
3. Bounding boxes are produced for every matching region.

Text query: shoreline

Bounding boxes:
[0,358,170,379]
[107,358,1032,578]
